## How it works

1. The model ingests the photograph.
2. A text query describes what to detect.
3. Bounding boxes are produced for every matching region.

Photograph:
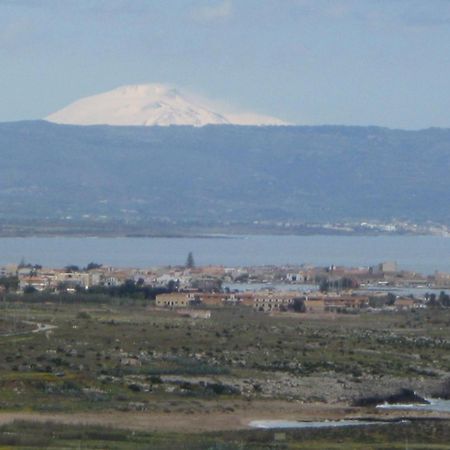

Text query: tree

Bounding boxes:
[185,252,195,269]
[0,276,19,292]
[319,279,329,293]
[428,293,439,308]
[85,262,102,271]
[167,279,178,291]
[292,297,306,313]
[23,285,37,294]
[386,292,396,306]
[439,291,450,307]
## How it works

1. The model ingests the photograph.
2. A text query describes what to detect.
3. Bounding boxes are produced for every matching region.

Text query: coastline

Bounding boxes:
[0,222,448,239]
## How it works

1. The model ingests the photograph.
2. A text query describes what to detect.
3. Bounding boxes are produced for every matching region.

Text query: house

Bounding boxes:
[0,264,18,277]
[394,297,416,310]
[434,271,450,287]
[19,276,49,292]
[305,297,325,313]
[198,293,225,306]
[155,292,198,308]
[103,276,120,287]
[286,273,298,282]
[378,261,398,274]
[54,271,91,290]
[253,292,296,312]
[324,295,369,312]
[224,292,254,306]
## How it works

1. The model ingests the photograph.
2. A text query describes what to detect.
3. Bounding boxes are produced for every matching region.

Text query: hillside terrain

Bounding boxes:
[0,121,449,233]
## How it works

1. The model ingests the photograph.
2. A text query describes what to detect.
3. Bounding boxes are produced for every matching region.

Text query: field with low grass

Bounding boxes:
[0,297,449,447]
[0,419,449,449]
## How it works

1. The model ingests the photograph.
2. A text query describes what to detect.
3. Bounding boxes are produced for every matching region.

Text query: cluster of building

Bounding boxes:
[0,263,225,293]
[1,260,448,313]
[154,290,422,313]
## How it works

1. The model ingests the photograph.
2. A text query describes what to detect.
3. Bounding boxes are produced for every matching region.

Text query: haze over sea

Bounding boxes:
[0,235,449,274]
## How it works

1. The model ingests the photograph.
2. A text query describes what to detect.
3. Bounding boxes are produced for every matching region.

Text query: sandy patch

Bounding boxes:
[0,401,448,432]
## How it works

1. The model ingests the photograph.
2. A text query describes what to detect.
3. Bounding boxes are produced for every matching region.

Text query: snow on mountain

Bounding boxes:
[45,84,286,127]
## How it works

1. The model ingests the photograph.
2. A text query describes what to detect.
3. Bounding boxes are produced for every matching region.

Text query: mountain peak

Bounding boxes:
[112,83,178,97]
[45,83,286,127]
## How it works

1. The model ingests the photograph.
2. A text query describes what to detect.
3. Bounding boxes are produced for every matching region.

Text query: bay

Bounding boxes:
[0,235,449,274]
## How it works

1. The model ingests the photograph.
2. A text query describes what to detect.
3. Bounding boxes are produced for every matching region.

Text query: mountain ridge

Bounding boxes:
[0,121,449,230]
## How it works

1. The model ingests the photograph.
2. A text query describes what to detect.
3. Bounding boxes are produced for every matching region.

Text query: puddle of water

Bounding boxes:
[249,398,450,430]
[249,419,387,429]
[377,398,450,413]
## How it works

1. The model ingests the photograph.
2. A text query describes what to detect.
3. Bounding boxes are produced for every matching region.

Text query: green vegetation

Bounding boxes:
[0,276,19,292]
[0,419,449,449]
[0,298,449,412]
[0,297,449,448]
[185,251,195,269]
[6,280,175,302]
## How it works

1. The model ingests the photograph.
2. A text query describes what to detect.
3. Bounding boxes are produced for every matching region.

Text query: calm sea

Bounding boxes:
[0,235,449,274]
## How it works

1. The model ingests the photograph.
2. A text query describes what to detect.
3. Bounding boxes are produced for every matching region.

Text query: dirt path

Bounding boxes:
[0,321,57,337]
[28,322,57,333]
[0,402,448,432]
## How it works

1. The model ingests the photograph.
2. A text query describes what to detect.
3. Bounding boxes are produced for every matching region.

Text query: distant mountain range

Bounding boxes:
[46,84,286,127]
[0,121,449,234]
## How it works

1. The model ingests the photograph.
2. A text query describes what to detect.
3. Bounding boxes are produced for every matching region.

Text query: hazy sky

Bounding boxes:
[1,0,450,128]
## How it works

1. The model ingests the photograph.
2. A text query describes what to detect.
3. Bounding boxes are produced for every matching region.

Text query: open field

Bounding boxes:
[0,297,449,447]
[0,419,449,449]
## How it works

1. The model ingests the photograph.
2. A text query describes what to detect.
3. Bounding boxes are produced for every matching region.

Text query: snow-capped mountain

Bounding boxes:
[46,84,286,127]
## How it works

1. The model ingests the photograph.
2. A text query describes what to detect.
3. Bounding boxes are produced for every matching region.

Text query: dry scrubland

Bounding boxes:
[0,298,449,448]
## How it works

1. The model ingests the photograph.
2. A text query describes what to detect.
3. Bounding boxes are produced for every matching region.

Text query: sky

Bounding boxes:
[1,0,450,129]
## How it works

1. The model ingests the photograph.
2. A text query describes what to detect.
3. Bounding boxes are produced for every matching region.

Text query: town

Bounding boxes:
[2,257,449,314]
[1,255,449,448]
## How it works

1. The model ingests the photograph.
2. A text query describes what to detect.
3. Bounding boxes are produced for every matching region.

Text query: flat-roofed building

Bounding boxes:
[19,276,49,292]
[324,295,369,312]
[394,297,417,310]
[253,292,295,312]
[198,293,225,306]
[305,297,325,312]
[155,292,197,308]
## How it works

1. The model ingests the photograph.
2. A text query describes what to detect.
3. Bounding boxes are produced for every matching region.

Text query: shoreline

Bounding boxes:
[0,233,443,239]
[0,229,446,239]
